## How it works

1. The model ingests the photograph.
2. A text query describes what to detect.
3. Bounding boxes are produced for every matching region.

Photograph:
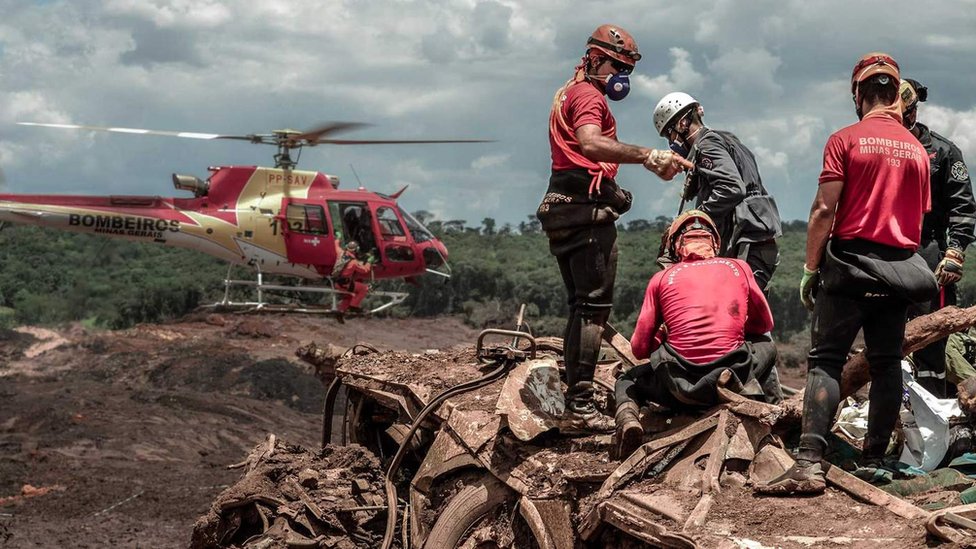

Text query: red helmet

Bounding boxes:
[587,25,641,67]
[850,52,900,94]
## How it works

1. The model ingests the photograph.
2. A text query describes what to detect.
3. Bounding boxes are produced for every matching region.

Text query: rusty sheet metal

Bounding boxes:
[444,408,502,455]
[597,413,720,500]
[617,490,690,523]
[580,498,698,548]
[518,497,575,549]
[725,420,756,462]
[495,357,564,441]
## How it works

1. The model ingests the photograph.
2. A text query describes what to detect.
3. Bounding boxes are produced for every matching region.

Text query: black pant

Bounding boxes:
[908,240,956,398]
[615,336,781,410]
[550,223,617,404]
[799,290,908,462]
[732,239,779,290]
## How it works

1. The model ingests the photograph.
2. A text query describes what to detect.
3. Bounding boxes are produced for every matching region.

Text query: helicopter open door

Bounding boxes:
[369,203,424,277]
[280,199,336,272]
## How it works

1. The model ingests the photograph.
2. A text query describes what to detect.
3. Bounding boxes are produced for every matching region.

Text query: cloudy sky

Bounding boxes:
[1,0,975,228]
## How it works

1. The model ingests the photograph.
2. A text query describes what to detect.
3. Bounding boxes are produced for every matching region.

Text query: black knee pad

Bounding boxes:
[578,301,612,325]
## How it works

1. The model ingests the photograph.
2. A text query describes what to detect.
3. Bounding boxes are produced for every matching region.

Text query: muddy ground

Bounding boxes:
[0,314,478,548]
[0,312,899,549]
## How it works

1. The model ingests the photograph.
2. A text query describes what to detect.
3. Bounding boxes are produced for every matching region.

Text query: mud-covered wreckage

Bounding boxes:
[195,306,976,548]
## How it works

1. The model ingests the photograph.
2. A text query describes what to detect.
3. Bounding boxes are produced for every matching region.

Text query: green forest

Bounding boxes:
[1,218,974,340]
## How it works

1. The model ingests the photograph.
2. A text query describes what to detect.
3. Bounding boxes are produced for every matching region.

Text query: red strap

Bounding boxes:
[550,79,619,198]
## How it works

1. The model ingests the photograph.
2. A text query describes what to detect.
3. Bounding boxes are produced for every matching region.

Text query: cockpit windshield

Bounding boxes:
[398,207,435,243]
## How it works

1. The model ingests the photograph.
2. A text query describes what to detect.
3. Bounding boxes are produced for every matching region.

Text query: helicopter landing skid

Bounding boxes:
[201,266,408,315]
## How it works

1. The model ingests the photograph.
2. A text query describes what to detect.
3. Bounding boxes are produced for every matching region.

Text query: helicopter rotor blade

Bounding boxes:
[291,122,373,145]
[17,122,259,142]
[309,138,495,146]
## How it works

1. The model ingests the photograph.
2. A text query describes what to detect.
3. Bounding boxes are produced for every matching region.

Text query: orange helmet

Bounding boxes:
[850,52,900,94]
[587,25,641,67]
[665,209,720,258]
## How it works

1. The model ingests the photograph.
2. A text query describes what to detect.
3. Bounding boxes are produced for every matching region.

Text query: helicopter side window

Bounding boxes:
[398,206,435,244]
[285,204,327,234]
[376,207,406,239]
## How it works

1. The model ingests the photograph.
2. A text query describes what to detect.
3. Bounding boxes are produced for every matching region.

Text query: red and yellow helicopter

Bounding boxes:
[1,122,489,313]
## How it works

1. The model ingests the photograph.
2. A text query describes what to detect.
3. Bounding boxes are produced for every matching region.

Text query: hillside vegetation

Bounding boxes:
[1,219,972,338]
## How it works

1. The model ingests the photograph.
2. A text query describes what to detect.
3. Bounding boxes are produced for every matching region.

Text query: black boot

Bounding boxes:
[613,401,644,458]
[559,382,614,436]
[853,436,895,484]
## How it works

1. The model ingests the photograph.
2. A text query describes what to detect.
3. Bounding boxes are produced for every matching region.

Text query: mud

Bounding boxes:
[0,312,958,548]
[0,314,477,548]
[190,441,385,549]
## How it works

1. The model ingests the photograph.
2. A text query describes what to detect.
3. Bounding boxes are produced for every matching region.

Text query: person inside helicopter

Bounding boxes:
[341,205,378,261]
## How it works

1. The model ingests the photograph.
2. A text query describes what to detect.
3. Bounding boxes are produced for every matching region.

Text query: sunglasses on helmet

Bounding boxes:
[586,37,642,62]
[609,59,633,74]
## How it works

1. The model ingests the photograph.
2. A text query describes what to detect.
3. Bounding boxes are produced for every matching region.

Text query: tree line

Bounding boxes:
[0,219,971,340]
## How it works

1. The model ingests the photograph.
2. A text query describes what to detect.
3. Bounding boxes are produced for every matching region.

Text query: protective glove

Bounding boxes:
[935,248,965,286]
[644,149,692,181]
[799,265,819,311]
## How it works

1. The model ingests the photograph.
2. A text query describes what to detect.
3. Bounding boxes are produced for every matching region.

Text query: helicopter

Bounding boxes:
[0,122,490,314]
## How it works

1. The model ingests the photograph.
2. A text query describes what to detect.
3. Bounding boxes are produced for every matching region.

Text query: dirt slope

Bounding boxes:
[0,314,478,548]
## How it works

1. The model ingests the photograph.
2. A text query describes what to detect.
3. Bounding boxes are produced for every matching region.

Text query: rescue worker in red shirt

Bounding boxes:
[332,240,372,322]
[614,210,779,457]
[757,53,933,495]
[536,24,693,434]
[900,78,976,398]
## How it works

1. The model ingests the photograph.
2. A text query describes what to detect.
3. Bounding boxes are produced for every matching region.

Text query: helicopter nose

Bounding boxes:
[421,239,449,268]
[434,239,448,261]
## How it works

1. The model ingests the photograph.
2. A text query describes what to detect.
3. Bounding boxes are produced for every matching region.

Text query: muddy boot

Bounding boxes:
[613,401,644,458]
[755,433,827,496]
[559,382,614,436]
[754,459,826,496]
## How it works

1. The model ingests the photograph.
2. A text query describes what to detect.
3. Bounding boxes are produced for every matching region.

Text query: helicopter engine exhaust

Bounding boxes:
[172,173,209,197]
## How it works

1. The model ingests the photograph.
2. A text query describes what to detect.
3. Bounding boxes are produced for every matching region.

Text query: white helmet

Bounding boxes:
[653,92,700,137]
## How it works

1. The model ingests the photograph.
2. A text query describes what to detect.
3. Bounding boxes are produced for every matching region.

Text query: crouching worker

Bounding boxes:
[332,241,372,322]
[615,210,781,457]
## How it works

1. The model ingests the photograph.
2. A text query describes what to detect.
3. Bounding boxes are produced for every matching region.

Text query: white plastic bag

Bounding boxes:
[899,360,963,471]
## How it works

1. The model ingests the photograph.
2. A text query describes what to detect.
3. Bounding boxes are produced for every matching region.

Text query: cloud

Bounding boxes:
[472,1,514,52]
[707,48,783,99]
[471,153,510,170]
[634,48,705,100]
[921,104,976,166]
[0,0,975,227]
[119,22,204,67]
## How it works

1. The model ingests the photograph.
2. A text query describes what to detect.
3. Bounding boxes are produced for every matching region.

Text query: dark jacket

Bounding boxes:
[686,128,782,255]
[916,123,975,252]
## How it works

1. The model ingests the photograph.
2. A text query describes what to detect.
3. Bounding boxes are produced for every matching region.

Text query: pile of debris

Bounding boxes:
[192,306,976,547]
[190,436,388,549]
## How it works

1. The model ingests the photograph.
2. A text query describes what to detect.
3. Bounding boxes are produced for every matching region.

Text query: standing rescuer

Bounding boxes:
[757,53,935,495]
[537,24,692,434]
[900,78,976,398]
[652,93,783,288]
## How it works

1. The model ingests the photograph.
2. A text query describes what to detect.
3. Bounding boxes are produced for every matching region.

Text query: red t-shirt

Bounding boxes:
[550,81,616,171]
[630,258,774,364]
[819,111,931,249]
